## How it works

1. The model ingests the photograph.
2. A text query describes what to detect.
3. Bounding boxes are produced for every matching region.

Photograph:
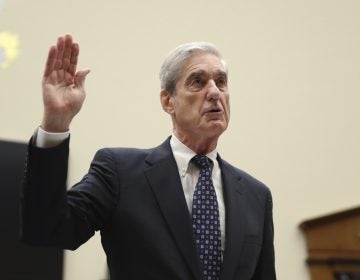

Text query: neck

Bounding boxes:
[173,130,219,154]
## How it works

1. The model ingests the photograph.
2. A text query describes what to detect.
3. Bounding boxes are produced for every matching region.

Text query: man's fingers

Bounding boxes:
[62,34,74,71]
[68,43,79,76]
[54,36,65,71]
[44,34,81,81]
[43,45,58,77]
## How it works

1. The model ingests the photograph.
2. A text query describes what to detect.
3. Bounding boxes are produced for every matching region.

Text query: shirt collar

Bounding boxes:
[170,134,218,175]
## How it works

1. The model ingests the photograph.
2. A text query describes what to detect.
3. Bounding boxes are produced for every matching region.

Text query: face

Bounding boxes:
[162,52,230,142]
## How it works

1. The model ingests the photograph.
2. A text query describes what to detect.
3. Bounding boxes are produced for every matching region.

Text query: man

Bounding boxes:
[21,34,276,280]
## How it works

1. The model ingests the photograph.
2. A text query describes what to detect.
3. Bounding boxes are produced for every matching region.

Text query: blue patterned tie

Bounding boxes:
[192,155,222,280]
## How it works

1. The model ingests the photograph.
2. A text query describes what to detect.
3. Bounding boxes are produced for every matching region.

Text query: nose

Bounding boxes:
[207,80,220,101]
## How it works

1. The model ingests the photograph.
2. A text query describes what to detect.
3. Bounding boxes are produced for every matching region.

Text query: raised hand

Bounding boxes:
[41,34,90,132]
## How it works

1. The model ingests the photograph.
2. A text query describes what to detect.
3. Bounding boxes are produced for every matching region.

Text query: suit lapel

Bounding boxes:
[144,138,202,280]
[143,139,248,280]
[218,157,248,280]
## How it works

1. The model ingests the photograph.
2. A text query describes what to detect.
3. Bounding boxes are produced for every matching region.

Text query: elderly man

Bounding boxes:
[21,34,276,280]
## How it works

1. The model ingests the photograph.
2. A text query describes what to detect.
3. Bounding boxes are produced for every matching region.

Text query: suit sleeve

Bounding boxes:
[20,137,120,250]
[251,189,277,279]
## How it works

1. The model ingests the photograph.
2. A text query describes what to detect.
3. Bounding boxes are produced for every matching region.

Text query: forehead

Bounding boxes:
[180,52,227,80]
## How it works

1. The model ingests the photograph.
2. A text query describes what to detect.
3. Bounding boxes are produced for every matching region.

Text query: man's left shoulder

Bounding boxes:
[219,158,270,193]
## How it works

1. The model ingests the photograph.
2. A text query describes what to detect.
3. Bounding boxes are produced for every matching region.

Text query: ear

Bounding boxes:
[160,89,174,114]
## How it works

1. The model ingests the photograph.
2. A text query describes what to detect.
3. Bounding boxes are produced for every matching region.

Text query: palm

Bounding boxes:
[41,34,90,132]
[43,70,85,116]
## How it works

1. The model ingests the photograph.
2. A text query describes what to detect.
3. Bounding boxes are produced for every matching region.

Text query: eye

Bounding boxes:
[216,77,227,89]
[190,78,204,89]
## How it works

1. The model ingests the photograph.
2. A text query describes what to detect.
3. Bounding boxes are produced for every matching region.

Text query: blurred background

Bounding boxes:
[1,0,360,279]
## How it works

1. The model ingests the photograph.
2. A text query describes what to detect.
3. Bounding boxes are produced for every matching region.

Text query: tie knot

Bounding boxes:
[192,155,211,169]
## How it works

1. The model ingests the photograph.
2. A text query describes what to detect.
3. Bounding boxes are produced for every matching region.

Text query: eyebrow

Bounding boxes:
[216,70,228,80]
[185,69,227,82]
[186,70,206,80]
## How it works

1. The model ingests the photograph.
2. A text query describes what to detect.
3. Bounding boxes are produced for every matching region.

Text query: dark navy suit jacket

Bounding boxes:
[21,137,276,280]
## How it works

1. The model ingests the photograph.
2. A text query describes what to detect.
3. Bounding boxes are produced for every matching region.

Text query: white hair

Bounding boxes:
[159,42,227,95]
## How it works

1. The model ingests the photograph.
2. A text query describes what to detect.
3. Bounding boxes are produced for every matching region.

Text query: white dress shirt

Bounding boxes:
[170,134,226,253]
[35,127,69,148]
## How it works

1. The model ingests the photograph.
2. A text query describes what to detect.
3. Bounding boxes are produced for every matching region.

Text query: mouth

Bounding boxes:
[204,107,223,114]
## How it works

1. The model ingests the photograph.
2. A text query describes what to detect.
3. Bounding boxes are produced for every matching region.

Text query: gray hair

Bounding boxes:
[159,42,227,95]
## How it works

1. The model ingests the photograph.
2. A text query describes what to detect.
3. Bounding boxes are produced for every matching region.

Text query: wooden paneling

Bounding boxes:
[300,206,360,280]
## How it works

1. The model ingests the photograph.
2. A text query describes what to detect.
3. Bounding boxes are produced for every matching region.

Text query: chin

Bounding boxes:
[207,122,227,137]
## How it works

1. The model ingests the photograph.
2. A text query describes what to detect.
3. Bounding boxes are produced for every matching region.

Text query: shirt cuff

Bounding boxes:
[35,126,70,148]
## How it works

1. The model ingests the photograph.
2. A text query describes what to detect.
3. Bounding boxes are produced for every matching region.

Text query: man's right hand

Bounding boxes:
[41,34,90,133]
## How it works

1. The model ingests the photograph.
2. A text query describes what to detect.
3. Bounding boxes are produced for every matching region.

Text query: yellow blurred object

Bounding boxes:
[0,31,20,69]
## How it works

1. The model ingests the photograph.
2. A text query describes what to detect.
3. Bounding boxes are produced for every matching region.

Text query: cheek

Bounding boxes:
[182,97,202,113]
[172,92,205,119]
[173,99,198,119]
[222,95,230,113]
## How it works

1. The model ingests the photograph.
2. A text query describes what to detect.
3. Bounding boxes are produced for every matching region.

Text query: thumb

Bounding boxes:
[74,68,91,88]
